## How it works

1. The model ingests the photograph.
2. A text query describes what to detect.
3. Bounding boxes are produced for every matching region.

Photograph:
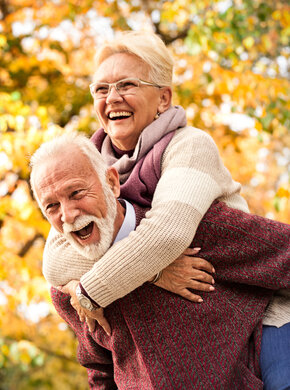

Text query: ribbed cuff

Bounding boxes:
[79,282,100,307]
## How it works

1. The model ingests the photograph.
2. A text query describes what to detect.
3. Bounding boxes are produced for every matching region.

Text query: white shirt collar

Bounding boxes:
[113,199,136,244]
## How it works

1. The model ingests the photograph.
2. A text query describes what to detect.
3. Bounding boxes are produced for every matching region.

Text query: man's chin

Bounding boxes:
[75,242,108,260]
[64,233,110,260]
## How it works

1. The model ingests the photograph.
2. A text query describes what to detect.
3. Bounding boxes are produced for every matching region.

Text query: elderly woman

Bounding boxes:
[43,31,289,389]
[44,31,249,298]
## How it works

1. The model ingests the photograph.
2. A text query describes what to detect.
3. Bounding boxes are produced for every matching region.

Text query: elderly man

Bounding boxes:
[30,132,290,390]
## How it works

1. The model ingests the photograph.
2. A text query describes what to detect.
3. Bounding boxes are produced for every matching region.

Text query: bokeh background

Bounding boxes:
[0,0,289,388]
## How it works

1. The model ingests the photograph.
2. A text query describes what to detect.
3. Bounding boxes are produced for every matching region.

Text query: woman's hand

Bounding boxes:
[154,248,215,302]
[57,280,111,335]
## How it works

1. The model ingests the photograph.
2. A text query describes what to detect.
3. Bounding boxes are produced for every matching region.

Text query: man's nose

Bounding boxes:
[60,203,79,224]
[106,86,123,103]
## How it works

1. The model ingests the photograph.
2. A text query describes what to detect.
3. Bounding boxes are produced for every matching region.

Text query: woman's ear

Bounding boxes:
[157,87,172,114]
[106,167,120,198]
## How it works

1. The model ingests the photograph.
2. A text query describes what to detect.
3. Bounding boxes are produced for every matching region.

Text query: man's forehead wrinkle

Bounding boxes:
[37,172,82,200]
[44,178,87,195]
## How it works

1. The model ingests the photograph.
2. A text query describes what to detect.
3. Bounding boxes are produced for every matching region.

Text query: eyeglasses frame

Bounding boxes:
[89,77,161,99]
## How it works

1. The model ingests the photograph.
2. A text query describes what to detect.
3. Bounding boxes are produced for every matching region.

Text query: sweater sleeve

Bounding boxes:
[79,127,248,306]
[50,288,117,390]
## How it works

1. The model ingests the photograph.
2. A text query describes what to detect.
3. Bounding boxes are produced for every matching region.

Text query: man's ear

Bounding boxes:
[106,167,120,198]
[157,87,172,114]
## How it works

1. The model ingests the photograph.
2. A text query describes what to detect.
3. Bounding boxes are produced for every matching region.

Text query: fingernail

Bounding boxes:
[197,298,203,303]
[212,268,216,273]
[193,247,201,251]
[211,278,215,284]
[209,286,215,291]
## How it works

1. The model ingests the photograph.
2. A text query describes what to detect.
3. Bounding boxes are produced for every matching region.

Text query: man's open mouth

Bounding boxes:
[108,111,132,120]
[72,221,94,240]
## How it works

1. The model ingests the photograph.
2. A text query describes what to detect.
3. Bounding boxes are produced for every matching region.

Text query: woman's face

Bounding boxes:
[92,53,170,150]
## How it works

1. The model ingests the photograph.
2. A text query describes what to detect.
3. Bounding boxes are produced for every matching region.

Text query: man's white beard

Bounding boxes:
[62,184,117,260]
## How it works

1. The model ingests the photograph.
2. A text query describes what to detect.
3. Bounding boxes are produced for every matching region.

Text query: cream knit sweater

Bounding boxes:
[43,127,289,327]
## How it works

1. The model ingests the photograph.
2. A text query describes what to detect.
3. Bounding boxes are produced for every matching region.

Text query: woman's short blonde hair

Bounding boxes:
[94,31,174,87]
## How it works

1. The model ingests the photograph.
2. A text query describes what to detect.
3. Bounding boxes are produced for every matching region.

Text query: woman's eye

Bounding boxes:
[96,85,109,94]
[120,81,137,89]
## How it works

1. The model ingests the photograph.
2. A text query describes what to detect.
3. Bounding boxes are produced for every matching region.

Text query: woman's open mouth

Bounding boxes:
[108,111,133,120]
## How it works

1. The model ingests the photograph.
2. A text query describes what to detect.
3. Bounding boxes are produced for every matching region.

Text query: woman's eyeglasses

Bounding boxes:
[89,78,161,99]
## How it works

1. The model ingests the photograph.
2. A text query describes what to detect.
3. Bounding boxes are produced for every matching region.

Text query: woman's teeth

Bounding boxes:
[109,111,132,119]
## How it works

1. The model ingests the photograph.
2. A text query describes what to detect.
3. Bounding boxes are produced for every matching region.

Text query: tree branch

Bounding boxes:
[0,0,9,19]
[154,22,191,44]
[3,336,79,364]
[18,233,44,257]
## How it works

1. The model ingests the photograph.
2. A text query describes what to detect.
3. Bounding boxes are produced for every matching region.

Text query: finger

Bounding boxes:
[70,297,78,305]
[189,279,215,292]
[86,317,96,332]
[78,310,86,322]
[190,257,215,273]
[182,247,201,256]
[57,280,80,296]
[76,308,86,322]
[179,288,204,303]
[190,270,215,284]
[57,285,66,293]
[96,317,111,336]
[70,298,81,313]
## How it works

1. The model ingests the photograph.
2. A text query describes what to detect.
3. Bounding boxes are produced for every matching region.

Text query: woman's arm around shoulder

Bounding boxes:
[80,127,247,306]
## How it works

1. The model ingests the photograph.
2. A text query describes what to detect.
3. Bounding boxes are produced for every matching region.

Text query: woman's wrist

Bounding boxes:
[149,271,162,284]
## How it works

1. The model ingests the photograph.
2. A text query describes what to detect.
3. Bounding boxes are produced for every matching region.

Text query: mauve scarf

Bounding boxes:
[91,105,187,183]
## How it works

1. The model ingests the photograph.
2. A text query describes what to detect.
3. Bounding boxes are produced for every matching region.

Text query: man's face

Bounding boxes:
[34,147,117,259]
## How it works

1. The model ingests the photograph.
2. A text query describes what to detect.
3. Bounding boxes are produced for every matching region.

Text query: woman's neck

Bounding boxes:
[111,142,134,158]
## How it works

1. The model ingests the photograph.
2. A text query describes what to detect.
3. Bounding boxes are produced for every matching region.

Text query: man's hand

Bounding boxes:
[58,280,111,336]
[154,248,215,302]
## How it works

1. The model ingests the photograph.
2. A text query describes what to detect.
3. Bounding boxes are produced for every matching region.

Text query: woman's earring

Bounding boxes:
[154,112,160,120]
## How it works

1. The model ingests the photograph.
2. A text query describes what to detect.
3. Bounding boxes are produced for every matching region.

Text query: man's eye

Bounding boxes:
[71,190,83,198]
[46,203,58,211]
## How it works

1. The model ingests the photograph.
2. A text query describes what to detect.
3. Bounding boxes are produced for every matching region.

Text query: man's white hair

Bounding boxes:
[30,132,108,212]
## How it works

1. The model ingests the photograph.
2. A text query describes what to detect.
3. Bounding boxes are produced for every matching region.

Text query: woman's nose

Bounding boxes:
[106,86,123,103]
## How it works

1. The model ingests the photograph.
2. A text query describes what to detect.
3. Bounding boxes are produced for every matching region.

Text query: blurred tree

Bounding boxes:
[0,0,289,388]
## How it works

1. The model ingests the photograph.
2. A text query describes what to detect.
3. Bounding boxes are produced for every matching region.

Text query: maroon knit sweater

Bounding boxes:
[52,201,289,390]
[52,129,289,389]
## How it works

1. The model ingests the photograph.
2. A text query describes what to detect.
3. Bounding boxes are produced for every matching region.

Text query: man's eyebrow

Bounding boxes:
[41,195,56,205]
[41,184,83,203]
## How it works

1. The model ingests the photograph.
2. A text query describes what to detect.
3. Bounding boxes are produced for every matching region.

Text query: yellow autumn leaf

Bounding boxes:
[1,344,9,356]
[243,36,255,49]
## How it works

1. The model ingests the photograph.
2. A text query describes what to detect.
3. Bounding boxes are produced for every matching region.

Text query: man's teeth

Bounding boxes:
[72,221,94,240]
[109,111,132,119]
[79,233,91,240]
